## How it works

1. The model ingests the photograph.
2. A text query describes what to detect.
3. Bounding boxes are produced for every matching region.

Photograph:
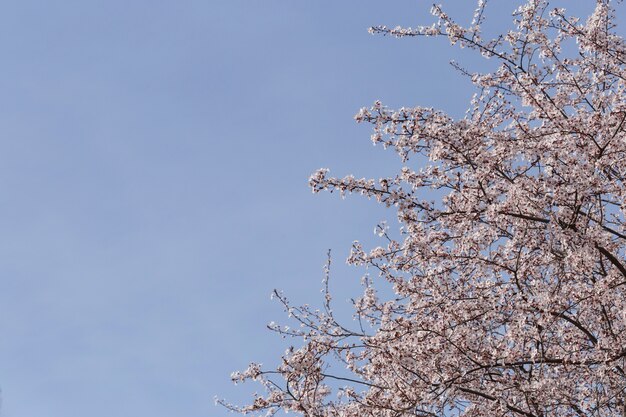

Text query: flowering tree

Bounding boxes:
[222,1,626,416]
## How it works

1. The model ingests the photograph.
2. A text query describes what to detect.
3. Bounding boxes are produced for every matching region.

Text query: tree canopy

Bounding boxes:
[223,1,626,416]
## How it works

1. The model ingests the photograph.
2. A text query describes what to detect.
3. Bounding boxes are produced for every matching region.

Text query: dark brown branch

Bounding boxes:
[457,386,538,417]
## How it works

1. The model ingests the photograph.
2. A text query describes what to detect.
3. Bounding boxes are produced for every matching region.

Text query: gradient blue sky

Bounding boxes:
[0,1,595,416]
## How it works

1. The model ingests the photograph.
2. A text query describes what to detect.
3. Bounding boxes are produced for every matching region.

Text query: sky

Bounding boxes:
[0,1,598,417]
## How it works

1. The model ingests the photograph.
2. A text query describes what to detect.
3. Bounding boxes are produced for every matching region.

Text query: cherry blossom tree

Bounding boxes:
[222,1,626,416]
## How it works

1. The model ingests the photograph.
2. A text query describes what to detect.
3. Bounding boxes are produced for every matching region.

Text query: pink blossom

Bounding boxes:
[221,1,626,416]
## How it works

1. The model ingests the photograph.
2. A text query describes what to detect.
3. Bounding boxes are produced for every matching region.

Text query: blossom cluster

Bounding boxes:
[221,1,626,416]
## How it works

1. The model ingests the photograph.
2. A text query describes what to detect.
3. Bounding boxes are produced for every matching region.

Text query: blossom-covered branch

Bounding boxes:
[222,1,626,416]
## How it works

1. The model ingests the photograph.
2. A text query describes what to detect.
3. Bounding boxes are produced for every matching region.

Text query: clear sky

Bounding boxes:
[0,1,595,416]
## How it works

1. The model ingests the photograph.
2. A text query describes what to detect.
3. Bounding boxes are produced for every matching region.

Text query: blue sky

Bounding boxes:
[0,1,595,416]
